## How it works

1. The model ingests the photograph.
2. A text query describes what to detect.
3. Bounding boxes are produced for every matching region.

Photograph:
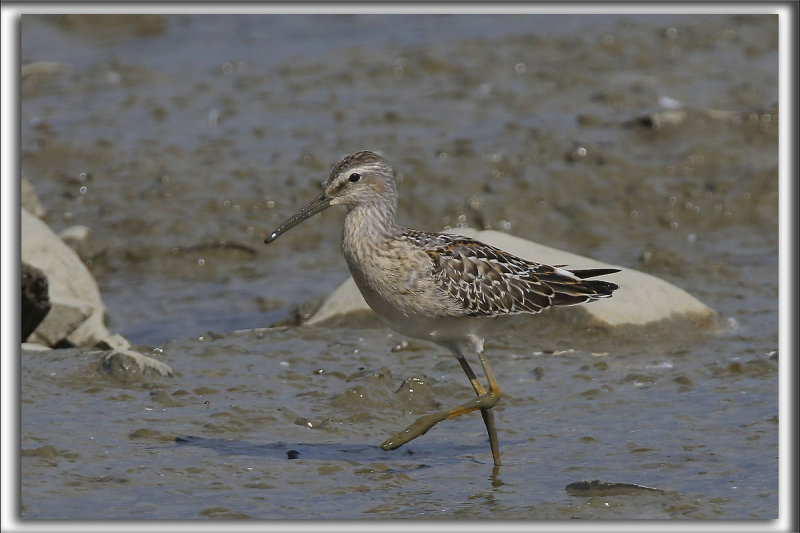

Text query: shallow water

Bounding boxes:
[19,13,778,520]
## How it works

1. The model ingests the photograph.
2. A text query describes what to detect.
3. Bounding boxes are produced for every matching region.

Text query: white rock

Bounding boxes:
[57,224,90,243]
[22,208,111,347]
[58,225,93,260]
[21,342,52,352]
[21,173,45,218]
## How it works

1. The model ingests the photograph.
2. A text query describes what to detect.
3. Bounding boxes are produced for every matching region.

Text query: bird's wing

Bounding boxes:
[403,231,618,317]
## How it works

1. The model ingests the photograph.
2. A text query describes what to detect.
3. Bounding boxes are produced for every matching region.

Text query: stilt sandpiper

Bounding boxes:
[265,150,619,466]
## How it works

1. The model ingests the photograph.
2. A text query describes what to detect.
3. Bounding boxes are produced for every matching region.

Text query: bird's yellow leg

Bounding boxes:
[380,388,499,450]
[381,348,502,466]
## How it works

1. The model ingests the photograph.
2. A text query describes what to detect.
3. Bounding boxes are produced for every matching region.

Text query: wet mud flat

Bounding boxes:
[21,313,777,519]
[19,13,778,520]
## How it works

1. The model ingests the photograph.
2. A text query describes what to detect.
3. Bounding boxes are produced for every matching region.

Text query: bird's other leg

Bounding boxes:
[473,341,502,465]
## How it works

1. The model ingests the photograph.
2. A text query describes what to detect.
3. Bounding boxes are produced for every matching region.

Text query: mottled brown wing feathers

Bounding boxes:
[405,231,619,317]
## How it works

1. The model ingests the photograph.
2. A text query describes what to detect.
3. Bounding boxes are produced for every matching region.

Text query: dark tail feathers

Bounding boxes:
[568,268,620,297]
[565,268,620,279]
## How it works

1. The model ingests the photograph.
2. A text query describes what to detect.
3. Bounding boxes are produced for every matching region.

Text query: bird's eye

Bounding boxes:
[348,173,361,182]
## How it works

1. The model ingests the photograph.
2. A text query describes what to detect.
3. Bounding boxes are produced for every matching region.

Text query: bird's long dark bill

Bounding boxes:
[264,192,332,243]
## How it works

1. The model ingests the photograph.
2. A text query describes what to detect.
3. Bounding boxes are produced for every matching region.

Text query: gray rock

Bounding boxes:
[99,348,174,379]
[94,333,132,352]
[306,228,716,328]
[22,208,110,347]
[21,262,51,341]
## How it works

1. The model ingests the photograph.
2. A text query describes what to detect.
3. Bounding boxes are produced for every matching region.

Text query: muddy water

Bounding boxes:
[20,14,778,519]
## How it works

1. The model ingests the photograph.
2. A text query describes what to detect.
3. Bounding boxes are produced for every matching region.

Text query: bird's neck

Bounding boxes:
[342,201,401,251]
